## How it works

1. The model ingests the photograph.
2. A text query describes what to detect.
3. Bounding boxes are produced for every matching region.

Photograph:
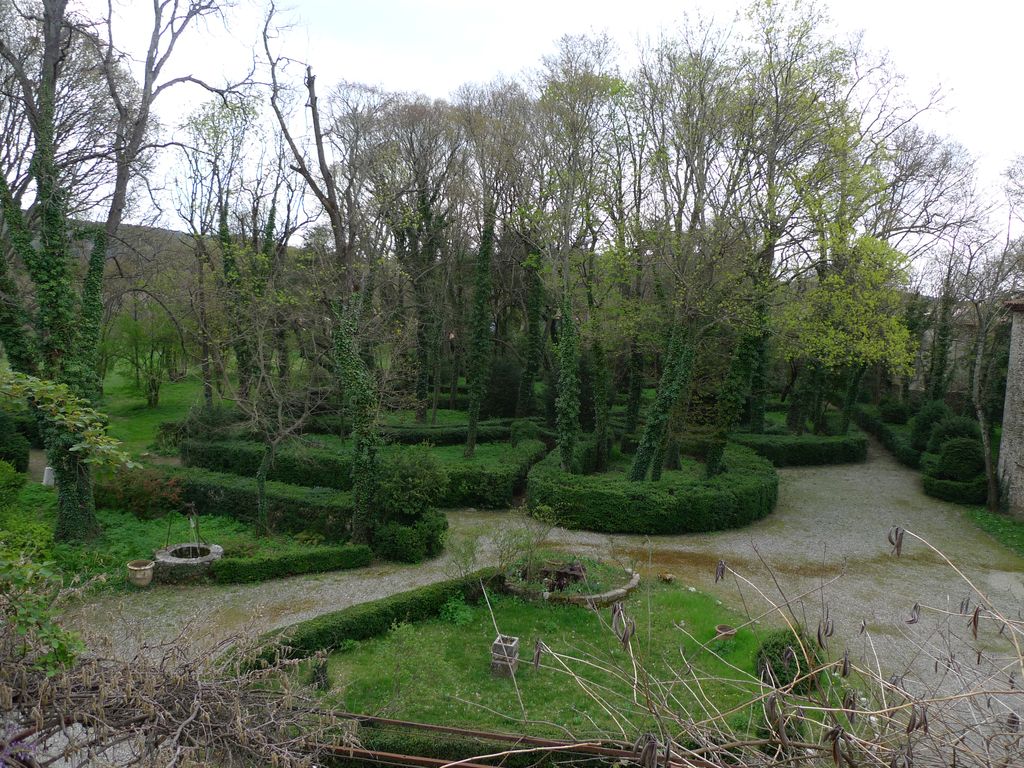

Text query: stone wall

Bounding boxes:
[997,302,1024,518]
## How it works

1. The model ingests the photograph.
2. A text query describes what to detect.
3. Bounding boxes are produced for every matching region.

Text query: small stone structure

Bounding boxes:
[998,300,1024,519]
[153,542,223,584]
[506,569,642,608]
[491,634,519,677]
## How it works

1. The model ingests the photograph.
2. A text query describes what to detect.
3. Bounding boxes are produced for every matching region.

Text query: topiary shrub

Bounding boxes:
[935,437,985,482]
[0,460,25,507]
[910,400,952,452]
[878,400,911,425]
[375,446,446,522]
[926,416,982,454]
[441,440,547,508]
[922,474,987,504]
[731,431,867,467]
[373,510,448,563]
[509,419,540,446]
[755,628,821,692]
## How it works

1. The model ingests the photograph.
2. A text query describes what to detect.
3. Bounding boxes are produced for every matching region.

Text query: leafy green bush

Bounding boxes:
[439,595,474,626]
[850,404,919,468]
[935,437,986,482]
[94,466,184,519]
[926,416,982,454]
[911,400,952,452]
[375,446,446,522]
[372,510,448,563]
[731,431,867,466]
[211,544,371,583]
[526,443,777,534]
[878,400,911,425]
[269,569,500,658]
[0,460,25,507]
[755,628,820,692]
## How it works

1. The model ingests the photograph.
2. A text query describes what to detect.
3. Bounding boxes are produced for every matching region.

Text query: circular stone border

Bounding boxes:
[153,542,224,584]
[525,443,778,534]
[506,569,641,608]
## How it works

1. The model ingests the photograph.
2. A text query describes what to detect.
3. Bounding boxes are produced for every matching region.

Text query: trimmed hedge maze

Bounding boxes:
[179,438,547,509]
[730,430,867,466]
[525,444,778,534]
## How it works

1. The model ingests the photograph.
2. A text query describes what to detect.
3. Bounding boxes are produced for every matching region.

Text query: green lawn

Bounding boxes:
[0,483,320,591]
[100,370,207,456]
[321,584,761,738]
[964,506,1024,557]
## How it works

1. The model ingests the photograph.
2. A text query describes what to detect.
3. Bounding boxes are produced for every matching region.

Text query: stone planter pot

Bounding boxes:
[127,559,155,587]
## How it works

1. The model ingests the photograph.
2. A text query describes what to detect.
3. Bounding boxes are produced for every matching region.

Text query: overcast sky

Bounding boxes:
[86,0,1021,196]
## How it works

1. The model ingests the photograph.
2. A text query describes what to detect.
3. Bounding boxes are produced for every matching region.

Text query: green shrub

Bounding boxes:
[375,446,446,522]
[526,443,777,534]
[373,510,448,563]
[926,416,982,454]
[922,474,987,505]
[211,544,371,583]
[731,431,867,467]
[483,358,521,418]
[878,400,911,424]
[162,467,354,541]
[94,466,184,519]
[911,401,952,452]
[0,460,26,507]
[439,596,474,626]
[935,437,985,482]
[755,628,820,692]
[155,404,242,452]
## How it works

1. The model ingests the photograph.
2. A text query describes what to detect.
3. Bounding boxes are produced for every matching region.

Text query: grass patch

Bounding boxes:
[0,483,350,591]
[964,506,1024,557]
[319,584,758,738]
[506,551,632,596]
[100,370,206,456]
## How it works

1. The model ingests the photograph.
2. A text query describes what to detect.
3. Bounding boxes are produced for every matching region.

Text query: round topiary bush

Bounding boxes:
[926,416,982,454]
[936,437,985,482]
[910,400,952,452]
[755,628,821,692]
[878,400,911,425]
[525,443,778,534]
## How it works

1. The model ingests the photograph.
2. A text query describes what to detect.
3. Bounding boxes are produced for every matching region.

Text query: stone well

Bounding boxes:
[153,542,223,584]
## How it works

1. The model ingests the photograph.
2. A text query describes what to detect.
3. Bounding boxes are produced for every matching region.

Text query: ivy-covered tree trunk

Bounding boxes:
[555,299,581,472]
[255,441,276,533]
[333,304,380,544]
[927,287,954,402]
[706,334,758,477]
[219,205,254,400]
[516,260,544,417]
[629,330,694,482]
[786,361,813,435]
[838,364,867,435]
[624,340,643,435]
[464,204,495,457]
[590,338,611,472]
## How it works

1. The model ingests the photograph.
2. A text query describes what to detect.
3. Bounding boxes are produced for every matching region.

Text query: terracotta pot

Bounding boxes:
[127,559,155,587]
[714,623,737,640]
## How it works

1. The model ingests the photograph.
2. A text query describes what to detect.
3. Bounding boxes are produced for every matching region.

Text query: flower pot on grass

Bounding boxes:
[127,559,155,587]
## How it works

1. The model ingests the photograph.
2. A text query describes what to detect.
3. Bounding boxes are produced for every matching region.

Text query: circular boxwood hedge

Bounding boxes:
[525,443,778,534]
[730,430,867,467]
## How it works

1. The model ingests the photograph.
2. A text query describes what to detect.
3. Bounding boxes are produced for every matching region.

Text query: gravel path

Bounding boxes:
[65,439,1024,666]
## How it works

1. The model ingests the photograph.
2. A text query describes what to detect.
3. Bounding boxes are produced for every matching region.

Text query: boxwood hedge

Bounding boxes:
[525,443,777,534]
[444,440,548,508]
[731,430,867,466]
[304,415,517,445]
[850,404,920,468]
[269,569,501,659]
[922,474,987,505]
[212,544,371,583]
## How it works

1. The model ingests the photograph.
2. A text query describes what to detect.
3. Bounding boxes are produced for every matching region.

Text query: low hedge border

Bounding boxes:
[211,544,371,583]
[731,430,867,466]
[850,405,920,468]
[163,467,354,541]
[922,474,987,505]
[304,415,524,446]
[525,443,778,534]
[268,568,501,659]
